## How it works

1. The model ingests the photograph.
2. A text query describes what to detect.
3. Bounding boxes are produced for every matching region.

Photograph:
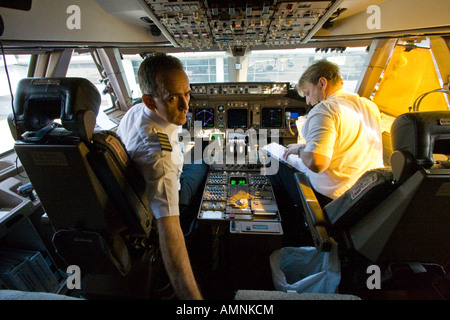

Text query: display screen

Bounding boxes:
[230,177,247,186]
[227,109,247,129]
[285,107,303,119]
[194,108,214,128]
[285,107,304,128]
[261,107,282,128]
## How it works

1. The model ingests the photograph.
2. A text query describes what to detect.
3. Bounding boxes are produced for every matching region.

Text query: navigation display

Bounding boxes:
[227,109,247,129]
[195,108,215,128]
[261,107,282,128]
[285,107,303,119]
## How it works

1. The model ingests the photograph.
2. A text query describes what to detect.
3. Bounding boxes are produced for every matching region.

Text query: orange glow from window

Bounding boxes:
[373,46,449,117]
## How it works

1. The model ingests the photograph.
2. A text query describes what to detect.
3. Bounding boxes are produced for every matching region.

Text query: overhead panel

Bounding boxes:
[142,0,340,51]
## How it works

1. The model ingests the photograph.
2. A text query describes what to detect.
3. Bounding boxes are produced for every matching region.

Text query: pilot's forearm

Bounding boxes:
[301,151,330,173]
[284,144,330,173]
[157,216,203,300]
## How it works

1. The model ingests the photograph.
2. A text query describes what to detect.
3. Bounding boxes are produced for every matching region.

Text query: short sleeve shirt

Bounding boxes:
[117,103,183,219]
[301,89,384,199]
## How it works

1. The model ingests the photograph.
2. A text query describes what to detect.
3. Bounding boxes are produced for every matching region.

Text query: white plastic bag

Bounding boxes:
[270,243,341,293]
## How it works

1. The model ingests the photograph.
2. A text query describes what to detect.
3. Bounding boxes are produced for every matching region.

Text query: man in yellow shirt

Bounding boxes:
[269,59,383,243]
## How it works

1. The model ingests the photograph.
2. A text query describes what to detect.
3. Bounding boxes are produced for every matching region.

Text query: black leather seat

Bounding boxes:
[9,78,164,298]
[295,111,450,268]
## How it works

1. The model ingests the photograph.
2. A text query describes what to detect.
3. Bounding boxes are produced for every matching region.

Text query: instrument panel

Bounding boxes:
[188,82,307,137]
[189,82,304,236]
[198,166,282,226]
[116,84,299,232]
[141,0,337,50]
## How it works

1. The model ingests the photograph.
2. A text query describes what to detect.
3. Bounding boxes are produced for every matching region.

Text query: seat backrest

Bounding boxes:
[10,78,153,276]
[390,110,450,182]
[296,111,450,267]
[324,168,397,232]
[295,167,397,253]
[347,111,450,265]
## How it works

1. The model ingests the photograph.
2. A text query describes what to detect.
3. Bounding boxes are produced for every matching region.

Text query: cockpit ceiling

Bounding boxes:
[1,0,449,52]
[141,0,342,50]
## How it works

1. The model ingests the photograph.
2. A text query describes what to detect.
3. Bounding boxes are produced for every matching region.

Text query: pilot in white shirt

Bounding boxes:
[298,87,383,200]
[117,53,206,300]
[274,59,383,203]
[269,59,383,245]
[118,102,184,219]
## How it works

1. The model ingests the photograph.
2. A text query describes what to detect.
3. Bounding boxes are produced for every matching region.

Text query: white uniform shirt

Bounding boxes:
[301,89,383,199]
[117,103,184,219]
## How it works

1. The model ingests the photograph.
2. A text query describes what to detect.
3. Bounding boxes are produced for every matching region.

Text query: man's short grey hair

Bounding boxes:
[297,59,343,96]
[137,52,184,96]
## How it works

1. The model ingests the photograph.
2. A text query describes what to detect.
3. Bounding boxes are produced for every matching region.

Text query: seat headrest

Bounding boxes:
[12,77,101,141]
[391,111,450,168]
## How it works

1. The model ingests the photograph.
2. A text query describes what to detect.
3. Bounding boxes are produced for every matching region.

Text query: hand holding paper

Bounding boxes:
[259,142,308,173]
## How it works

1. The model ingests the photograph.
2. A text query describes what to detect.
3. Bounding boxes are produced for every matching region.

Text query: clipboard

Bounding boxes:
[259,142,308,173]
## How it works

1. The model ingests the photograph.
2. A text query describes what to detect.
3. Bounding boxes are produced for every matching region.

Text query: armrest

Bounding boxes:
[391,150,416,184]
[294,172,332,252]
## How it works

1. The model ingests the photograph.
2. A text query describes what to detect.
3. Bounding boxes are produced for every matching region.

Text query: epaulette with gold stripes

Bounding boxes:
[157,132,172,151]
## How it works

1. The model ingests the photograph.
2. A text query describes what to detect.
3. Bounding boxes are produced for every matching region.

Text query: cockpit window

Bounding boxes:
[247,47,368,92]
[0,54,31,155]
[66,52,117,130]
[372,38,449,117]
[123,52,230,100]
[123,48,367,97]
[174,52,230,84]
[66,52,113,112]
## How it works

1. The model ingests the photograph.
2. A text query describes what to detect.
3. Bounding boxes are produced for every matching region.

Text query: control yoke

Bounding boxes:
[285,111,295,136]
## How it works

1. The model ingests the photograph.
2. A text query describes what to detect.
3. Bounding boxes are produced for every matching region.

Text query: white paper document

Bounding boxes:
[259,142,308,173]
